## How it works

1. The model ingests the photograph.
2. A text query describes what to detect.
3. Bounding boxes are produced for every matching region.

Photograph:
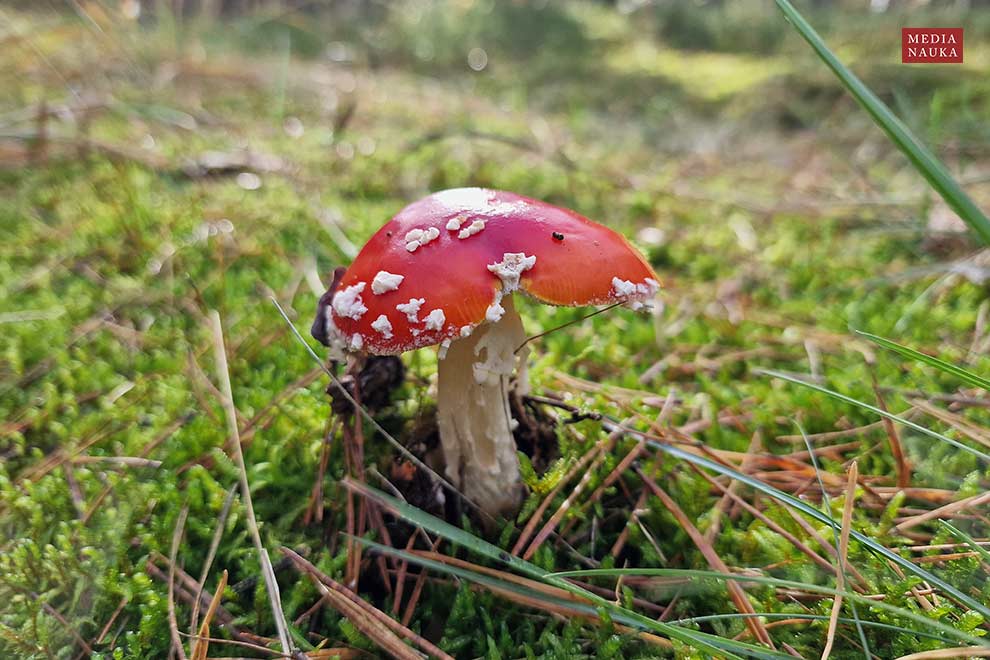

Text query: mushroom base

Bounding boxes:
[436,295,528,518]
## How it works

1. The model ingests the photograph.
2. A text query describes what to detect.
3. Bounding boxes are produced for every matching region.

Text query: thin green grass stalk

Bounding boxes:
[349,500,987,651]
[761,369,990,464]
[344,482,793,660]
[547,568,990,649]
[857,331,990,392]
[796,422,871,657]
[939,520,990,565]
[352,539,647,629]
[357,542,961,655]
[672,612,960,644]
[774,0,990,245]
[637,434,990,618]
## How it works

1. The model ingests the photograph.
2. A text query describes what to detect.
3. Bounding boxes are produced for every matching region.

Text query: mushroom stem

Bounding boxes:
[436,295,528,517]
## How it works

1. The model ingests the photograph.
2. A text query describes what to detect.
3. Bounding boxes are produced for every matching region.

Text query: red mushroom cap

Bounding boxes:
[322,188,659,355]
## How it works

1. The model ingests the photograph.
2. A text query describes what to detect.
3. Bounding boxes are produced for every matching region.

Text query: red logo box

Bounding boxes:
[902,28,963,63]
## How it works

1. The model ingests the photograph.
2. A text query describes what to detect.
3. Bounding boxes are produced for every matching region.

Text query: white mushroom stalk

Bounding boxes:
[434,252,536,515]
[436,293,528,516]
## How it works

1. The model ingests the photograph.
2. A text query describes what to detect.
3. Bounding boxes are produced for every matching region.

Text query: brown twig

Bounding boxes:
[391,533,419,617]
[894,491,990,533]
[704,432,761,543]
[401,536,441,628]
[190,569,228,660]
[822,462,857,660]
[694,468,847,583]
[35,595,92,656]
[911,551,983,564]
[785,508,841,562]
[146,557,253,644]
[871,377,910,488]
[521,429,615,561]
[637,468,775,649]
[93,596,129,646]
[775,417,904,443]
[512,437,603,556]
[562,438,645,540]
[19,417,119,483]
[609,487,649,560]
[409,550,672,650]
[168,505,190,660]
[282,548,444,660]
[237,366,325,448]
[71,455,163,468]
[177,631,289,657]
[909,398,990,449]
[62,464,86,519]
[304,418,340,525]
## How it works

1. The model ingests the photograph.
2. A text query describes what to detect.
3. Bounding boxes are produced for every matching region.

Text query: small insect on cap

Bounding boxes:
[316,188,660,356]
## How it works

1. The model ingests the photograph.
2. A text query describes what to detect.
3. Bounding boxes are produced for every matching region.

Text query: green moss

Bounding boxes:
[2,2,990,658]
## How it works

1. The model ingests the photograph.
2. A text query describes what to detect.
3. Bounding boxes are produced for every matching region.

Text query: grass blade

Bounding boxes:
[897,648,990,660]
[635,436,990,619]
[354,540,643,633]
[545,568,989,648]
[673,613,959,645]
[761,369,990,464]
[938,520,990,566]
[796,424,871,656]
[354,538,794,659]
[774,0,990,245]
[857,331,990,392]
[343,479,796,659]
[210,311,292,656]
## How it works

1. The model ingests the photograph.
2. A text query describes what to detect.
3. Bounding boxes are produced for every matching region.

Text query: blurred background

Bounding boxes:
[3,0,989,184]
[3,1,990,658]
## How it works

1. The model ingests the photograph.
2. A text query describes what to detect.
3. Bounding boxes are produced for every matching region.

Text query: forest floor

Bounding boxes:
[2,2,990,658]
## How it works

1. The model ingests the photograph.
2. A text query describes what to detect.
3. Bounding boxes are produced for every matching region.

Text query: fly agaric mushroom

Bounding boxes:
[312,188,658,517]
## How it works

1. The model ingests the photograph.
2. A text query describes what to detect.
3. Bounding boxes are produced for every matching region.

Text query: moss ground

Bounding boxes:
[2,2,989,658]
